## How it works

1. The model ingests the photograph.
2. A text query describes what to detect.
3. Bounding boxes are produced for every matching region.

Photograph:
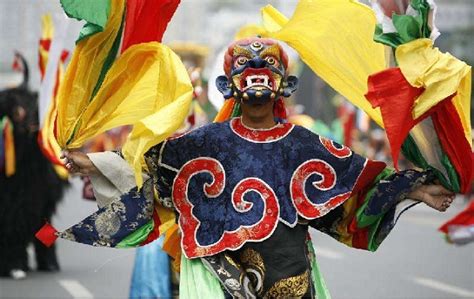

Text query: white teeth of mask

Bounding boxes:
[246,77,253,87]
[244,75,271,90]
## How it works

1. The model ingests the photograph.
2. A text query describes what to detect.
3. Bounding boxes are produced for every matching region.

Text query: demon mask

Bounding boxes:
[216,38,298,105]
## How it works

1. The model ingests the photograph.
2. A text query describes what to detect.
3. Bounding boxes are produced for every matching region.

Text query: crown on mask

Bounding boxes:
[223,37,289,77]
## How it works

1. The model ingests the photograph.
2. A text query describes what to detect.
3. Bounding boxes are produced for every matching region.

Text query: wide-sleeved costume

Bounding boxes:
[35,0,471,297]
[54,117,428,298]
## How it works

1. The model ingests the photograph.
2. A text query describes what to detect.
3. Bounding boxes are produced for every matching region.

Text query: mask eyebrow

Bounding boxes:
[259,45,280,59]
[233,45,253,58]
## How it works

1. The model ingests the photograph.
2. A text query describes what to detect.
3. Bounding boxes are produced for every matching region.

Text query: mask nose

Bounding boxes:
[248,57,267,68]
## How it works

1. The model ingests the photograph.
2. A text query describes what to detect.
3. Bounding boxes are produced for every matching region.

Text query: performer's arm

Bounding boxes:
[62,150,150,207]
[309,167,454,252]
[62,150,99,176]
[62,142,176,208]
[51,144,175,248]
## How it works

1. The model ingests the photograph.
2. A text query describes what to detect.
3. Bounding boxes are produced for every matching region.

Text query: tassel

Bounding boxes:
[140,208,161,246]
[162,224,181,272]
[0,119,4,171]
[2,117,15,177]
[213,98,236,123]
[35,222,59,247]
[230,101,241,117]
[37,130,63,166]
[274,97,287,121]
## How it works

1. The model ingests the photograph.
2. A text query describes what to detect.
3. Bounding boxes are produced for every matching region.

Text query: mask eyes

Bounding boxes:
[264,56,279,67]
[234,56,249,67]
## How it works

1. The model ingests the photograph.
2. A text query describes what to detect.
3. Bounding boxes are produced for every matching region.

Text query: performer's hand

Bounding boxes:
[407,184,455,212]
[61,150,98,176]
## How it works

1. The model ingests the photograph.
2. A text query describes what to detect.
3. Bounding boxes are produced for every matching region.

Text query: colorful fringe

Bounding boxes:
[365,0,472,193]
[439,201,474,245]
[256,0,472,193]
[38,14,69,179]
[0,116,15,177]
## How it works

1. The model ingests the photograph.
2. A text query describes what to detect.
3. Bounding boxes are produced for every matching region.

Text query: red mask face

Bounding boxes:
[216,38,298,105]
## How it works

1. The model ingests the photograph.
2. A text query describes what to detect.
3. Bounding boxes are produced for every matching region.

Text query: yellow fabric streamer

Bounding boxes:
[42,62,69,180]
[157,206,176,235]
[120,44,193,186]
[234,24,266,40]
[153,185,177,235]
[38,14,69,180]
[67,43,190,146]
[41,14,54,40]
[39,15,54,77]
[53,165,69,180]
[56,0,125,147]
[63,42,192,186]
[396,38,472,145]
[55,0,192,186]
[260,0,386,126]
[261,5,287,32]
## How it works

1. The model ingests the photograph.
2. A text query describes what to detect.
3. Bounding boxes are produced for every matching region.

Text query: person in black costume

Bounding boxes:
[0,53,68,279]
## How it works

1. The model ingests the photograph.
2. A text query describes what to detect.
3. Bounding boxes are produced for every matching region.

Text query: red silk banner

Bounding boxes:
[121,0,181,53]
[365,67,423,169]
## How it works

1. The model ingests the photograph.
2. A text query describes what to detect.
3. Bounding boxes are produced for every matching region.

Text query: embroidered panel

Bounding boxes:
[264,270,310,298]
[230,117,294,143]
[173,159,280,257]
[59,180,154,246]
[155,119,376,258]
[202,253,257,299]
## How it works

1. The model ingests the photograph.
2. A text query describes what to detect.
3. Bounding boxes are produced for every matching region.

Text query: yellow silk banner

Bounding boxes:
[260,0,386,126]
[41,14,54,39]
[234,24,266,40]
[67,43,190,146]
[38,14,68,179]
[66,42,192,186]
[157,206,176,235]
[55,0,193,186]
[396,39,472,145]
[42,62,69,179]
[39,15,54,74]
[120,44,193,186]
[55,0,125,147]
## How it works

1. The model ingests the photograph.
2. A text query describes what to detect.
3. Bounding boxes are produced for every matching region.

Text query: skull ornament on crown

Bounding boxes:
[216,38,298,106]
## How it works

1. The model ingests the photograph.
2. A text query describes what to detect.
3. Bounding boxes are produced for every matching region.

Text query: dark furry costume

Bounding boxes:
[0,54,67,276]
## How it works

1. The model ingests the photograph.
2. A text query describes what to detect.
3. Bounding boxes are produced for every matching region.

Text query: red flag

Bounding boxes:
[121,0,181,53]
[337,103,356,147]
[273,98,287,120]
[365,67,473,192]
[11,54,22,72]
[35,222,58,247]
[365,67,424,169]
[439,201,474,233]
[431,100,474,193]
[140,209,161,246]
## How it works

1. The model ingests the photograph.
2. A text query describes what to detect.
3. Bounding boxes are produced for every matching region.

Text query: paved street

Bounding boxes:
[1,178,473,299]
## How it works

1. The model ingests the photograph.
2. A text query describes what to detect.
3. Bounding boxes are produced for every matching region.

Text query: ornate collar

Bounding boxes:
[230,117,294,143]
